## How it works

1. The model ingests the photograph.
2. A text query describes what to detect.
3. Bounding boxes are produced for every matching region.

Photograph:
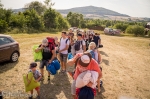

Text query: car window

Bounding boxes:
[0,37,12,45]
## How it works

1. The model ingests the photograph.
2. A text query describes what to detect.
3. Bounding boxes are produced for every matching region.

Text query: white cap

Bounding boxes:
[81,55,90,64]
[42,38,48,46]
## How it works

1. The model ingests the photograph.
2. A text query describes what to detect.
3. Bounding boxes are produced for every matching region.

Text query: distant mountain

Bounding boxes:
[13,8,26,13]
[57,6,130,17]
[12,6,150,21]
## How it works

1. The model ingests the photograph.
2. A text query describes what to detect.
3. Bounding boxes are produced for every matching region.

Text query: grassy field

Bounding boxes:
[0,33,150,99]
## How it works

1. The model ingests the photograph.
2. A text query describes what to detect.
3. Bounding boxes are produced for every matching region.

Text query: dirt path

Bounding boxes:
[0,34,150,99]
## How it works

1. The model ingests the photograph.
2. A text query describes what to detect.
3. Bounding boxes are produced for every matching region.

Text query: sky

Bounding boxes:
[1,0,150,18]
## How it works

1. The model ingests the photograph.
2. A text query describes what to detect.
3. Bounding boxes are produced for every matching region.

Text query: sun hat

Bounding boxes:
[78,53,92,67]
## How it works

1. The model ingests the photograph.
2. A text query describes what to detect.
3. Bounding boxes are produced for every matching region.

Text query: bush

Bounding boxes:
[113,23,129,31]
[0,19,8,33]
[125,25,144,36]
[148,30,150,37]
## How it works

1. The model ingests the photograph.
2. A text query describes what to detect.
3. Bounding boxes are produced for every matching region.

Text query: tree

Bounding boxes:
[126,25,144,36]
[113,23,129,31]
[43,8,58,29]
[67,12,84,27]
[0,0,3,8]
[57,12,70,29]
[23,9,44,31]
[44,0,55,8]
[0,19,8,33]
[9,13,26,29]
[25,1,46,15]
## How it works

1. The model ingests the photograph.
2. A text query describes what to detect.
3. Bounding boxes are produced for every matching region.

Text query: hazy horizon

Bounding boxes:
[1,0,150,18]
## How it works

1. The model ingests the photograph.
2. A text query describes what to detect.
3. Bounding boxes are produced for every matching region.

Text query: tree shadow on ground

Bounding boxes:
[40,72,72,99]
[99,51,109,57]
[0,61,19,74]
[95,86,106,99]
[102,59,109,66]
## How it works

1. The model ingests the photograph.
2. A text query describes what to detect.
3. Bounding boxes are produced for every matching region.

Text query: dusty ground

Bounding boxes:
[0,33,150,99]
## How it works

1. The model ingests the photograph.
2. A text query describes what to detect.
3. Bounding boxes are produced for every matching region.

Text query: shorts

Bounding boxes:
[71,80,76,95]
[40,60,49,69]
[59,53,68,62]
[35,87,40,91]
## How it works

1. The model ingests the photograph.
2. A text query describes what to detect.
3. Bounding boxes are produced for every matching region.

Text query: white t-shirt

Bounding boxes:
[59,38,70,54]
[75,40,86,54]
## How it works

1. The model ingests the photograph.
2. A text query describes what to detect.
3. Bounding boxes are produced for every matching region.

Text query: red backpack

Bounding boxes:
[46,37,55,51]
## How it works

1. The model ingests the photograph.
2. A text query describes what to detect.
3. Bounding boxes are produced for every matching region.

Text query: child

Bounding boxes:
[67,52,102,99]
[88,42,102,92]
[28,62,42,99]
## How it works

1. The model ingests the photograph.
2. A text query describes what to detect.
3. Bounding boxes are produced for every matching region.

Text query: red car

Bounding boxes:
[0,34,20,62]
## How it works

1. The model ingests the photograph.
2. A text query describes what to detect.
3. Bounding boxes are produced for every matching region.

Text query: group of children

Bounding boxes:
[27,29,103,99]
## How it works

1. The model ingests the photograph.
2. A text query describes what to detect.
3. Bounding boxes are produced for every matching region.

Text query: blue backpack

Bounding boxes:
[68,53,73,60]
[47,59,60,75]
[51,59,60,70]
[46,64,57,75]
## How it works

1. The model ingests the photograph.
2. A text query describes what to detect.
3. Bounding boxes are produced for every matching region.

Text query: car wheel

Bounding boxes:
[10,52,19,62]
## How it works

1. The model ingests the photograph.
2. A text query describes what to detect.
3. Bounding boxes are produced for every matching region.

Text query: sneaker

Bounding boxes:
[36,95,40,99]
[68,71,74,78]
[41,76,44,81]
[62,70,66,74]
[47,76,50,81]
[100,80,103,87]
[29,96,33,99]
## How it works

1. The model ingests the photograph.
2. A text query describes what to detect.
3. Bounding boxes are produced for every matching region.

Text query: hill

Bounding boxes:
[57,6,130,17]
[12,6,150,21]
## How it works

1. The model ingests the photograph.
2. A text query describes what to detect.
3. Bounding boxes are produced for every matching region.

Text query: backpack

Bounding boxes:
[74,40,83,51]
[88,50,96,60]
[78,86,94,99]
[46,59,60,75]
[46,37,55,51]
[32,45,42,61]
[60,37,70,52]
[60,37,69,44]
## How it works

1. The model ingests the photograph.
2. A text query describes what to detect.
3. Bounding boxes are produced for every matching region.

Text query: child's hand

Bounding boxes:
[87,81,93,87]
[34,80,38,82]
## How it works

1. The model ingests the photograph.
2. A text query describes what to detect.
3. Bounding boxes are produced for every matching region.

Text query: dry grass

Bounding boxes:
[0,33,150,99]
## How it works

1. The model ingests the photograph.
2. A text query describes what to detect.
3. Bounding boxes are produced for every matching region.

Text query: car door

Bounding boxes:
[0,37,12,61]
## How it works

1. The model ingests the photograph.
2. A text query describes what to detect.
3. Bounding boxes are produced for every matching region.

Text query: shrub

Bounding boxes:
[113,23,129,31]
[126,25,144,36]
[0,19,8,33]
[148,30,150,37]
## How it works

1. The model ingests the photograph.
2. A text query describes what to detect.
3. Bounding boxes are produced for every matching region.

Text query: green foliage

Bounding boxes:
[24,9,44,31]
[9,13,26,28]
[113,23,129,31]
[67,12,84,27]
[57,12,70,29]
[0,0,3,8]
[126,25,145,36]
[0,19,8,32]
[25,1,46,15]
[148,30,150,37]
[44,8,58,29]
[44,0,55,9]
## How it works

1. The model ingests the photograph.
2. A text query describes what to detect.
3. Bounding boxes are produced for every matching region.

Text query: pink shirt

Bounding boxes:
[72,53,102,80]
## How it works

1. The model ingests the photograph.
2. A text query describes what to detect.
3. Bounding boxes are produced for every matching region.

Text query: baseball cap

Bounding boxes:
[42,38,48,46]
[29,62,37,69]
